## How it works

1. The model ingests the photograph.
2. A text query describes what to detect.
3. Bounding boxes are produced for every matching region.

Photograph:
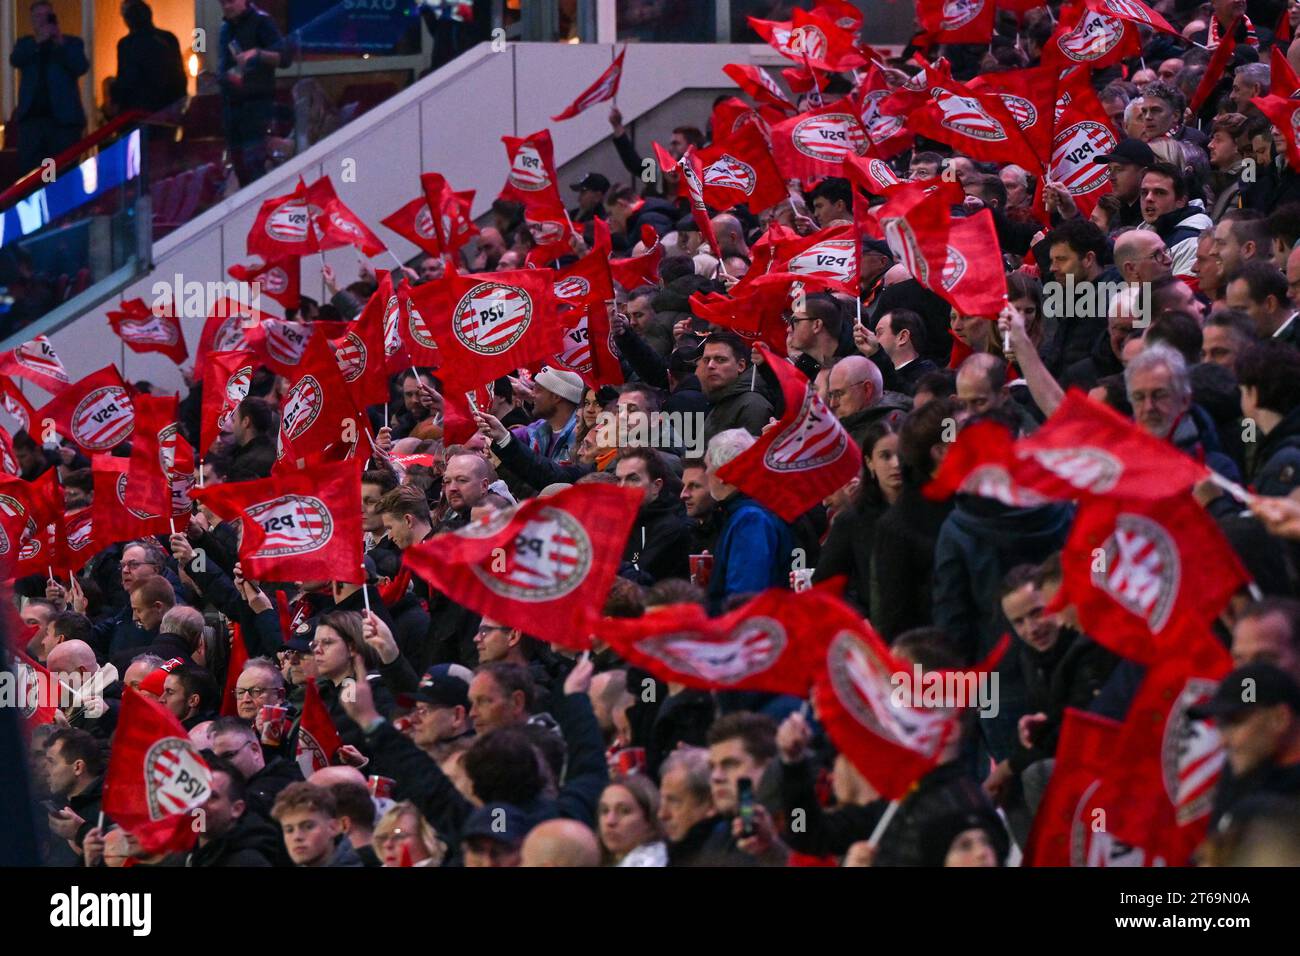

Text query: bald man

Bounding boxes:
[520,818,602,867]
[46,640,117,737]
[1114,230,1173,284]
[827,355,909,451]
[440,453,492,527]
[308,765,368,788]
[709,214,750,260]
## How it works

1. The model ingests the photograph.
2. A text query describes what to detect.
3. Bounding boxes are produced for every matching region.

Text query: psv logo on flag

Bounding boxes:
[470,508,592,601]
[267,198,311,242]
[66,510,93,553]
[509,145,551,191]
[282,375,323,439]
[218,365,254,433]
[261,266,291,296]
[116,474,156,519]
[246,494,335,557]
[1052,122,1116,196]
[764,391,850,472]
[14,338,67,382]
[703,155,758,194]
[943,0,985,29]
[414,205,438,241]
[554,276,592,300]
[406,299,438,350]
[1161,678,1223,825]
[384,294,402,357]
[1023,446,1123,493]
[1059,10,1125,61]
[788,239,857,282]
[637,618,788,685]
[884,218,932,286]
[144,737,211,820]
[336,332,367,383]
[557,313,592,373]
[72,387,134,451]
[860,90,906,143]
[1092,513,1180,632]
[210,314,249,353]
[996,93,1038,129]
[792,113,869,162]
[266,320,311,366]
[295,728,330,776]
[117,316,179,346]
[932,87,1008,141]
[454,282,534,355]
[1069,780,1164,866]
[941,245,968,290]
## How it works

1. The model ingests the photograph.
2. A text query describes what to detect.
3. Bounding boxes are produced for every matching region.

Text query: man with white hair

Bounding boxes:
[46,640,117,739]
[827,354,909,450]
[1231,62,1270,113]
[703,429,796,613]
[1125,343,1240,480]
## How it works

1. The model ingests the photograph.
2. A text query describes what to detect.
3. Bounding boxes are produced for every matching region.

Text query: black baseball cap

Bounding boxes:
[675,213,700,233]
[462,802,531,845]
[1188,664,1300,721]
[414,663,472,710]
[1092,137,1157,167]
[862,238,894,258]
[571,172,611,193]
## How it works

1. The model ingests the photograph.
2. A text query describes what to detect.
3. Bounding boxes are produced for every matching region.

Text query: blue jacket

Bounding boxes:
[10,35,88,126]
[510,410,579,465]
[707,494,795,614]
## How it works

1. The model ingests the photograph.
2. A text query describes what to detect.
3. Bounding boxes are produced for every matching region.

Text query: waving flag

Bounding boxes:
[198,351,255,457]
[192,460,364,584]
[653,143,721,254]
[749,8,868,72]
[196,299,267,378]
[304,175,387,257]
[0,488,34,580]
[552,240,622,385]
[1190,19,1239,113]
[715,345,859,521]
[420,173,480,255]
[1250,94,1300,171]
[692,122,790,214]
[409,268,560,394]
[499,129,567,221]
[1094,636,1231,865]
[690,272,830,355]
[916,0,996,46]
[1086,0,1180,36]
[770,99,870,182]
[551,46,627,121]
[969,64,1058,168]
[0,335,68,395]
[888,72,1045,171]
[767,224,859,294]
[0,429,19,477]
[1052,492,1251,664]
[381,195,443,257]
[103,687,212,854]
[1043,3,1141,71]
[277,333,364,465]
[875,179,961,292]
[939,210,1007,316]
[293,677,342,776]
[107,299,189,365]
[91,455,173,548]
[814,619,1006,800]
[0,376,35,433]
[1271,44,1300,98]
[6,469,62,579]
[246,178,318,260]
[331,294,390,410]
[1047,70,1121,221]
[1025,708,1164,866]
[723,62,796,114]
[396,277,444,371]
[851,67,914,160]
[124,394,182,515]
[600,587,863,693]
[228,256,302,312]
[404,484,642,649]
[10,648,59,733]
[35,365,135,454]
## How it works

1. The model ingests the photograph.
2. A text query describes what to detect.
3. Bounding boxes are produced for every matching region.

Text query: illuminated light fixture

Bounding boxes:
[188,53,200,78]
[79,154,98,195]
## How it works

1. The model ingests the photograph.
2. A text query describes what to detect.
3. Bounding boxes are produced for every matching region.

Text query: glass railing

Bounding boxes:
[0,119,149,345]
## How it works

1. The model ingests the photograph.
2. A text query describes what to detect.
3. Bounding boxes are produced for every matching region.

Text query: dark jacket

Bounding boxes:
[229,434,277,481]
[361,691,608,851]
[623,493,693,584]
[217,4,287,104]
[870,484,954,642]
[707,493,795,614]
[667,814,743,866]
[317,674,397,750]
[872,760,1002,867]
[777,756,882,858]
[1063,328,1122,392]
[703,375,774,446]
[11,34,89,125]
[1041,267,1120,377]
[1250,405,1300,497]
[109,28,186,113]
[44,776,105,867]
[839,396,911,451]
[185,813,280,867]
[244,756,305,819]
[812,500,890,614]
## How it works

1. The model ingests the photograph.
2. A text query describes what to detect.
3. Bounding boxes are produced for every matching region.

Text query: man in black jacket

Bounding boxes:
[616,448,692,584]
[184,759,277,866]
[42,728,105,867]
[217,0,289,185]
[107,2,186,116]
[210,716,304,820]
[228,396,277,481]
[9,1,88,174]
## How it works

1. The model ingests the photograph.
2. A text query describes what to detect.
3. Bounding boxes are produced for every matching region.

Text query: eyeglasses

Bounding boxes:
[827,382,868,402]
[475,625,510,638]
[1136,248,1173,264]
[782,314,815,327]
[234,686,274,698]
[119,560,157,571]
[310,637,341,652]
[214,740,256,761]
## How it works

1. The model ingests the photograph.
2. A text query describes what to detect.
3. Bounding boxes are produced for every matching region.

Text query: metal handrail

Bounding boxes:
[0,109,150,211]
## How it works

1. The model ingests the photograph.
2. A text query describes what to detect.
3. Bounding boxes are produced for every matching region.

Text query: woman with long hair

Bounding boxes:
[311,611,396,745]
[598,775,667,866]
[812,420,903,613]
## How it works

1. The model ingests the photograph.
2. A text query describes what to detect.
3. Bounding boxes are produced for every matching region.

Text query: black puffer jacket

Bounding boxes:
[623,493,693,584]
[872,760,1003,867]
[1062,328,1122,392]
[185,812,280,867]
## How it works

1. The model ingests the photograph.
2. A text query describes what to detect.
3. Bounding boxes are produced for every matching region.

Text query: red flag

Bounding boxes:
[1279,6,1294,42]
[814,620,1007,800]
[710,98,779,152]
[54,506,98,575]
[90,455,172,549]
[0,335,69,395]
[107,298,189,365]
[228,257,302,311]
[0,429,19,478]
[715,345,859,521]
[11,647,59,732]
[304,175,387,257]
[420,173,480,255]
[246,178,318,260]
[196,299,265,378]
[1042,3,1142,71]
[499,129,567,221]
[243,317,319,378]
[1190,18,1239,112]
[0,375,35,434]
[842,153,903,198]
[1024,708,1167,866]
[887,73,1045,171]
[1271,43,1300,98]
[1094,635,1231,864]
[723,62,796,114]
[331,293,391,410]
[35,365,135,455]
[294,677,342,776]
[124,394,181,515]
[690,272,829,355]
[876,179,961,293]
[403,484,642,649]
[396,277,444,371]
[609,234,663,289]
[277,332,364,464]
[968,65,1058,168]
[551,46,627,121]
[219,624,248,718]
[199,350,256,458]
[653,143,722,255]
[749,9,868,72]
[851,67,914,160]
[1047,69,1119,220]
[916,0,995,46]
[1251,94,1300,171]
[600,587,862,693]
[409,268,560,394]
[693,122,789,214]
[380,195,443,257]
[770,99,871,182]
[552,243,622,386]
[939,210,1007,316]
[767,224,859,295]
[8,469,62,579]
[102,687,213,854]
[1054,493,1251,664]
[1085,0,1179,36]
[191,459,365,584]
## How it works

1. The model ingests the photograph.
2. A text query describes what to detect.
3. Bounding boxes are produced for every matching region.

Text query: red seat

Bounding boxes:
[71,267,91,296]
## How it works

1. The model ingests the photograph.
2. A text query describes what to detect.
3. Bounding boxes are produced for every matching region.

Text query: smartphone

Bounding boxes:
[736,777,756,838]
